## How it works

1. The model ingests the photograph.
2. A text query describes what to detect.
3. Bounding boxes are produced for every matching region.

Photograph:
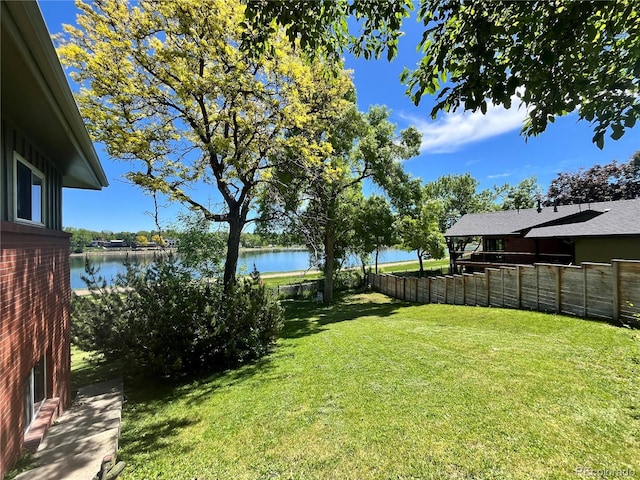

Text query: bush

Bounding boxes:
[72,257,284,377]
[334,270,364,291]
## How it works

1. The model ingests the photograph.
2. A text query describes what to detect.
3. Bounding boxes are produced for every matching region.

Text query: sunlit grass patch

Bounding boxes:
[115,293,639,479]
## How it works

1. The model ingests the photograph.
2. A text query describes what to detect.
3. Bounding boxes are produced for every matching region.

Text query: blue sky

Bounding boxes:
[40,1,640,233]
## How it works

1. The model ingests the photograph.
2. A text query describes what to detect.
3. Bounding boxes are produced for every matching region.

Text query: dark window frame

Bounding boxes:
[14,152,45,225]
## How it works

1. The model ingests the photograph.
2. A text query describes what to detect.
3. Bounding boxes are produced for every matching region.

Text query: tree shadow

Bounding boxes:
[120,347,289,413]
[71,353,124,396]
[119,416,197,459]
[280,291,408,339]
[112,291,407,462]
[178,355,286,407]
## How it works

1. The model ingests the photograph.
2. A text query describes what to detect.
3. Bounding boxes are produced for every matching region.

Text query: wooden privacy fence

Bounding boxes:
[368,259,640,326]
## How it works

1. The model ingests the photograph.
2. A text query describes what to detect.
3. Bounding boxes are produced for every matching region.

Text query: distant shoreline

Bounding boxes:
[70,246,308,258]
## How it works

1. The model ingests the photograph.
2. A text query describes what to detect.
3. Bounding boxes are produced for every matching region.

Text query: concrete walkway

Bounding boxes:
[16,379,123,480]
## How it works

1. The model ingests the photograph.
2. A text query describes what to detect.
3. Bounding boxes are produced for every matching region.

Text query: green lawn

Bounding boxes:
[260,271,323,288]
[106,293,639,480]
[70,346,123,395]
[257,258,450,289]
[378,258,450,276]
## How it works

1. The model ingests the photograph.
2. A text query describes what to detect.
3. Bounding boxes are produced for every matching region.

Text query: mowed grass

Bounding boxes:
[70,346,123,395]
[257,258,450,289]
[116,293,639,479]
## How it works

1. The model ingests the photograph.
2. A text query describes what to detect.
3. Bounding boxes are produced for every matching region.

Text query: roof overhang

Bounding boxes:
[1,1,108,190]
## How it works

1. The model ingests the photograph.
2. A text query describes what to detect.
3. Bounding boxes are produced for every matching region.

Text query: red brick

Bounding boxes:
[0,221,72,478]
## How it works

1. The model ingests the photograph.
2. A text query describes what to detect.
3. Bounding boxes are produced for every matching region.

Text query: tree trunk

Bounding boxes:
[418,250,424,276]
[223,214,243,290]
[324,229,335,303]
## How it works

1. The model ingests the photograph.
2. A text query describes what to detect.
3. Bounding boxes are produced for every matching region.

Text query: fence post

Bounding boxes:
[486,270,491,307]
[535,265,540,311]
[583,265,588,318]
[612,260,620,322]
[452,275,456,304]
[462,274,466,305]
[440,276,447,303]
[474,274,478,306]
[501,268,505,307]
[555,266,562,314]
[427,277,431,303]
[516,265,521,309]
[444,276,449,304]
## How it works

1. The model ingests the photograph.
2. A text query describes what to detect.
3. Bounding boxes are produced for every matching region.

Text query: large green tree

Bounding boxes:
[496,176,542,211]
[244,0,640,146]
[58,0,349,287]
[425,173,497,232]
[64,227,94,253]
[352,195,396,275]
[260,105,421,303]
[397,200,446,275]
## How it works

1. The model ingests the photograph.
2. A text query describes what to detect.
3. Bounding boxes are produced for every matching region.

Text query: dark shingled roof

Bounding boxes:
[444,198,640,238]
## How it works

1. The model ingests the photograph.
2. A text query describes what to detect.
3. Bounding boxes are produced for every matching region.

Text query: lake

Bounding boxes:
[70,248,417,289]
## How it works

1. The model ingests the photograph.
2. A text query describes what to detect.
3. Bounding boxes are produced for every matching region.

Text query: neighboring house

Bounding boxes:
[0,2,108,477]
[445,198,640,273]
[164,237,179,248]
[104,239,128,248]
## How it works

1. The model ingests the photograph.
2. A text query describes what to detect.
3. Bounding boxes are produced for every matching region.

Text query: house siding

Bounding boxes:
[0,222,72,478]
[574,237,640,264]
[1,119,64,229]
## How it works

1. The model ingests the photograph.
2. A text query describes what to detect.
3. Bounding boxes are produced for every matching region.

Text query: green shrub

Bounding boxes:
[334,270,364,291]
[72,257,284,377]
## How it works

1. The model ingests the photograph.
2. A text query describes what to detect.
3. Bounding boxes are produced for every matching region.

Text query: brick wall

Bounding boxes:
[0,221,72,478]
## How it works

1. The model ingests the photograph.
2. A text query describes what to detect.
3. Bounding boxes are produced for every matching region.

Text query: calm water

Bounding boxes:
[70,248,417,289]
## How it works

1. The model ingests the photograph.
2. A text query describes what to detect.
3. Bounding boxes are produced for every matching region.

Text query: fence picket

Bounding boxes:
[369,261,640,326]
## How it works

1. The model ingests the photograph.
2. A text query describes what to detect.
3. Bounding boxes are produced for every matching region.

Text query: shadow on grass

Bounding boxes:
[71,352,124,396]
[119,415,198,460]
[113,349,292,459]
[280,290,407,339]
[76,291,409,464]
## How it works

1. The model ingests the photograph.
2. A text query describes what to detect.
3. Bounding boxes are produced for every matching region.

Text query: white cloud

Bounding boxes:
[399,97,529,154]
[487,172,512,179]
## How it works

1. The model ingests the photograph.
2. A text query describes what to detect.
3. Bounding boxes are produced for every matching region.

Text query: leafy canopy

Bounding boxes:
[425,173,498,232]
[397,199,446,274]
[496,177,542,211]
[546,152,640,205]
[57,0,353,286]
[260,105,421,302]
[242,0,414,62]
[244,0,640,147]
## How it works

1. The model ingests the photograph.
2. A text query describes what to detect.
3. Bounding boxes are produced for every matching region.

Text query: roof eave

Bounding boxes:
[2,1,108,190]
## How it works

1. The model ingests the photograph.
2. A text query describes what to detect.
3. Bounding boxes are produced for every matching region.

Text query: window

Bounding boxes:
[23,357,47,433]
[14,153,44,224]
[485,238,504,252]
